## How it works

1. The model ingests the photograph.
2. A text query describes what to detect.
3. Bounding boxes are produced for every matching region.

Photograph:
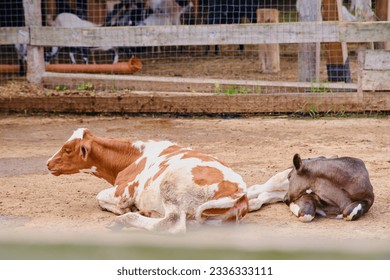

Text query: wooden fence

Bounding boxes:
[0,0,390,113]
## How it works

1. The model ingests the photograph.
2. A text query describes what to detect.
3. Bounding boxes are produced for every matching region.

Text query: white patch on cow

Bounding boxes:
[135,140,174,165]
[96,186,128,215]
[316,209,326,217]
[306,188,313,194]
[346,204,362,221]
[248,191,286,212]
[299,214,314,222]
[246,168,291,199]
[132,141,145,152]
[67,128,87,142]
[209,184,219,193]
[336,214,344,219]
[289,202,300,217]
[79,166,97,174]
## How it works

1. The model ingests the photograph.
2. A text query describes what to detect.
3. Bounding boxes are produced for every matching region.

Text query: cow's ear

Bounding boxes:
[293,154,303,173]
[80,142,91,161]
[83,129,91,138]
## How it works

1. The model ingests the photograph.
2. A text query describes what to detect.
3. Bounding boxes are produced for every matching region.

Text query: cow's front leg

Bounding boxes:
[107,209,187,234]
[96,187,132,215]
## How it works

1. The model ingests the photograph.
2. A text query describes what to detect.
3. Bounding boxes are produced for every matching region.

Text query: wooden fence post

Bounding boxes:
[322,0,351,83]
[23,0,45,85]
[257,9,280,73]
[296,0,321,82]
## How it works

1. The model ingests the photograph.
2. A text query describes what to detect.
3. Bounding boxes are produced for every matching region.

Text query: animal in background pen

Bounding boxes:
[204,0,276,55]
[138,0,194,53]
[46,13,123,64]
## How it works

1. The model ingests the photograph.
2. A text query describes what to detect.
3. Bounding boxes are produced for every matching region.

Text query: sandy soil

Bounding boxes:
[0,114,389,245]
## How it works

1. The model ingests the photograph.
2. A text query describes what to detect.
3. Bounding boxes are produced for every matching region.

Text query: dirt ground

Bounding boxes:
[0,114,389,252]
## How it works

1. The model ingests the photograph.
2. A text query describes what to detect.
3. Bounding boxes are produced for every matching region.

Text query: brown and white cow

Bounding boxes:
[284,154,375,222]
[47,128,290,233]
[47,128,248,233]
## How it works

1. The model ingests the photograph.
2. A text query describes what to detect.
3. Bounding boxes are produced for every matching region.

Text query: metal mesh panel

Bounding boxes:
[0,0,26,80]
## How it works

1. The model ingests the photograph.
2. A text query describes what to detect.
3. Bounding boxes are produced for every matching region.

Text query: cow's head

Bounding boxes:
[284,154,319,205]
[47,128,94,176]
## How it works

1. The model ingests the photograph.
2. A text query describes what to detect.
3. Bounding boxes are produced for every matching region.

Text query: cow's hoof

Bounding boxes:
[298,214,315,223]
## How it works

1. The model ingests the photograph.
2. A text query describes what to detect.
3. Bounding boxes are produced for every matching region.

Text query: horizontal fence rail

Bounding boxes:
[0,27,29,45]
[1,21,390,47]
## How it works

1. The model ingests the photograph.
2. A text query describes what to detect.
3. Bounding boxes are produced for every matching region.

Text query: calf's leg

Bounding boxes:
[289,195,316,222]
[343,201,368,221]
[96,187,131,215]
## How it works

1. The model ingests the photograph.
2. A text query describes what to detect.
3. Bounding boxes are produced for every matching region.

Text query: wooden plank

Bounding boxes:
[361,70,390,91]
[0,27,29,45]
[257,9,280,73]
[339,21,390,42]
[0,92,369,114]
[2,21,390,48]
[41,72,358,91]
[31,23,332,47]
[29,21,390,48]
[23,0,45,85]
[28,23,323,47]
[364,50,390,70]
[357,47,365,98]
[363,91,390,111]
[296,0,321,82]
[336,0,348,63]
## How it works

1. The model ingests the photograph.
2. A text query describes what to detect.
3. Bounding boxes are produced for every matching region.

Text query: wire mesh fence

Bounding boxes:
[0,0,387,94]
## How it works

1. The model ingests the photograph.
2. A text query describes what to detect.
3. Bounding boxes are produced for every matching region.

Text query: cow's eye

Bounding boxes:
[64,148,71,154]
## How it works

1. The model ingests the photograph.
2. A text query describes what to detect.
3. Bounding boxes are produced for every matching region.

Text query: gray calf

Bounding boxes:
[284,154,374,222]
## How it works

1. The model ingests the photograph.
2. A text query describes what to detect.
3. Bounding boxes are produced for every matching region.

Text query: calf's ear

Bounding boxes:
[293,154,303,173]
[80,142,91,161]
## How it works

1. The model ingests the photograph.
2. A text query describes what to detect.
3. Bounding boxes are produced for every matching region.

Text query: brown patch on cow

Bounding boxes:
[191,166,224,186]
[202,208,231,216]
[234,195,249,221]
[144,178,152,190]
[152,160,169,181]
[159,145,182,156]
[114,183,127,198]
[201,195,248,222]
[182,150,224,164]
[128,181,139,197]
[212,180,239,199]
[114,157,147,197]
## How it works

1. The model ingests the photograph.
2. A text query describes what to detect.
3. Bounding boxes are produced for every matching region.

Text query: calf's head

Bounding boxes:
[47,128,94,176]
[284,154,321,204]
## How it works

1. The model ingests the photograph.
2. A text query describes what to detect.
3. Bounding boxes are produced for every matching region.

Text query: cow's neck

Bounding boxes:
[89,136,142,185]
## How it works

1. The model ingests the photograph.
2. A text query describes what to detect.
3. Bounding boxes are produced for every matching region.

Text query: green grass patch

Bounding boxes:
[0,242,387,260]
